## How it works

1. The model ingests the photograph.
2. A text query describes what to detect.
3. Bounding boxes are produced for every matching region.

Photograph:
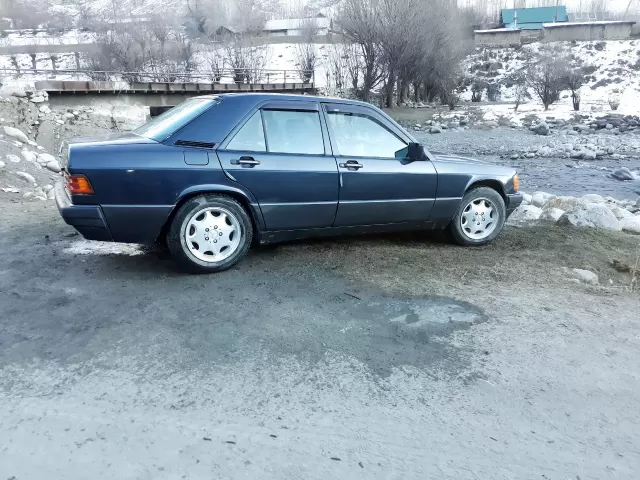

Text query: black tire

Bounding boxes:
[167,194,253,273]
[449,187,506,247]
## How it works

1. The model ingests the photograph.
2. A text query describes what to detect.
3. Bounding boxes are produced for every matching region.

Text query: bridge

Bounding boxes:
[0,67,315,111]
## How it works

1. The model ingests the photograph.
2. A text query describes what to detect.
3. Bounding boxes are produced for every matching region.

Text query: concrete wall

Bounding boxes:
[543,22,634,42]
[474,30,522,47]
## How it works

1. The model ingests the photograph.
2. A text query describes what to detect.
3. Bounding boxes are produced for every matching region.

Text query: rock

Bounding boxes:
[531,192,550,208]
[566,130,579,136]
[30,96,46,104]
[570,150,585,159]
[64,112,75,120]
[583,150,597,160]
[46,188,55,200]
[522,193,532,205]
[607,146,616,155]
[21,150,37,163]
[6,154,21,163]
[10,88,27,98]
[3,126,29,143]
[606,123,614,130]
[16,171,36,184]
[38,105,50,114]
[582,194,605,204]
[448,121,460,129]
[37,153,56,165]
[612,167,636,181]
[46,160,62,173]
[558,204,621,231]
[609,205,633,220]
[0,160,5,169]
[525,152,536,158]
[430,126,442,134]
[540,207,564,223]
[571,268,599,285]
[510,153,519,160]
[534,122,550,135]
[43,184,53,192]
[506,205,543,226]
[619,216,640,234]
[1,187,20,193]
[574,124,590,132]
[596,150,607,157]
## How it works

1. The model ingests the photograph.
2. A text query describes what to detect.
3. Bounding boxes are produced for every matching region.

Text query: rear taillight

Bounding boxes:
[65,174,94,195]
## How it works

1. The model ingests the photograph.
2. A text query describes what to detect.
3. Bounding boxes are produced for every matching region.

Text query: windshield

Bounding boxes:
[134,97,218,141]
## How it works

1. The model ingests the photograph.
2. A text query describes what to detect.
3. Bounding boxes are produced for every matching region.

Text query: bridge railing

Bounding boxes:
[0,67,315,86]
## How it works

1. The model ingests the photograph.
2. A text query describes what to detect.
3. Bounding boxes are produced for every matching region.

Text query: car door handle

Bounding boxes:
[339,160,363,170]
[232,156,260,167]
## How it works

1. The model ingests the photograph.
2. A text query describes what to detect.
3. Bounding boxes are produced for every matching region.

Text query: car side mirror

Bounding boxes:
[407,142,426,161]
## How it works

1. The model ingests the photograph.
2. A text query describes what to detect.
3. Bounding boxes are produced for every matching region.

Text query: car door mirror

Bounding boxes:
[407,142,426,160]
[395,143,426,161]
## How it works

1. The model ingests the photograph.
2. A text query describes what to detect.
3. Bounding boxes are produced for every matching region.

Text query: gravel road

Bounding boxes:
[1,200,640,479]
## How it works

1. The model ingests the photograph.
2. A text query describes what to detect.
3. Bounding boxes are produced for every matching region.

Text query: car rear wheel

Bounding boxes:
[167,195,253,273]
[449,187,506,246]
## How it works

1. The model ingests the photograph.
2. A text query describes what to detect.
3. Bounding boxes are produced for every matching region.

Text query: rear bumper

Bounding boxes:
[506,193,524,217]
[55,181,114,242]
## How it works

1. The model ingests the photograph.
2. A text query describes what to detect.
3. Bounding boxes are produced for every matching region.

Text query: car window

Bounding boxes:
[326,111,406,158]
[134,97,218,142]
[227,111,266,152]
[261,110,324,155]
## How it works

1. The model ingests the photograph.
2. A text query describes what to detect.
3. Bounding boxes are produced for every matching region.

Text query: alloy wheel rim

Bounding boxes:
[183,207,242,263]
[460,197,498,240]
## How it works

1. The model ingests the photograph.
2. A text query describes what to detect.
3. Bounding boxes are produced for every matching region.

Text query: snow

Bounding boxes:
[475,28,521,33]
[543,21,635,27]
[462,39,640,119]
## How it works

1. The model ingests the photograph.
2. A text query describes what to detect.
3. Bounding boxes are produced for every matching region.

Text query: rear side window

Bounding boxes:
[134,98,217,141]
[227,111,266,152]
[262,110,324,155]
[326,111,406,158]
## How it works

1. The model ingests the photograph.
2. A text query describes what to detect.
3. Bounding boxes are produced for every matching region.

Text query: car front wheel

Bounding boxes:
[167,194,253,273]
[449,187,506,246]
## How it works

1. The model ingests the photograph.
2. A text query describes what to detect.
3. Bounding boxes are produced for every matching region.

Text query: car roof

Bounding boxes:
[195,93,374,108]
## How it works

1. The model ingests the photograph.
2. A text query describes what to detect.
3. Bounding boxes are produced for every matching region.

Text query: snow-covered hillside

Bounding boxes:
[461,40,640,116]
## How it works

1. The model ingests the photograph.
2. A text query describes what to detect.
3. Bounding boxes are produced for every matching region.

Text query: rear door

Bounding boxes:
[322,103,438,227]
[217,100,339,231]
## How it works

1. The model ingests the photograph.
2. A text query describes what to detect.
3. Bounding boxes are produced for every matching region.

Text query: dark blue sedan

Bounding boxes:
[56,93,522,273]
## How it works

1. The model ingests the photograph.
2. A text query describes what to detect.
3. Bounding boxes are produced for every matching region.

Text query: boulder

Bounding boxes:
[609,205,633,220]
[534,122,550,135]
[3,126,29,143]
[607,146,616,155]
[611,167,636,181]
[525,152,536,159]
[566,130,579,136]
[30,96,46,104]
[558,204,621,231]
[540,207,565,223]
[531,191,552,208]
[448,121,460,129]
[571,268,599,285]
[10,88,27,98]
[546,196,587,212]
[21,150,37,163]
[37,153,56,165]
[583,150,597,160]
[522,193,532,205]
[606,123,614,130]
[0,160,5,169]
[46,160,62,173]
[6,154,21,163]
[430,126,442,134]
[570,150,585,159]
[506,205,543,226]
[582,194,605,204]
[619,216,640,234]
[16,171,37,184]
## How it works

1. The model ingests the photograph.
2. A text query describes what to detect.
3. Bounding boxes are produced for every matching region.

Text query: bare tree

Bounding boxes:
[528,52,567,110]
[224,38,269,83]
[565,69,584,111]
[293,18,320,83]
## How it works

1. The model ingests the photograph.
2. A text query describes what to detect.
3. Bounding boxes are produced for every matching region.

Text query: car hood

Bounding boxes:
[69,131,157,147]
[432,153,489,165]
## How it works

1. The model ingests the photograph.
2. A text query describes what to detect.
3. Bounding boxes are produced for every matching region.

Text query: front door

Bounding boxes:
[322,103,438,227]
[217,101,339,231]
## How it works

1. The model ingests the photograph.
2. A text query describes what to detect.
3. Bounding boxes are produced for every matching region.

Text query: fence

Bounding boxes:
[0,67,315,86]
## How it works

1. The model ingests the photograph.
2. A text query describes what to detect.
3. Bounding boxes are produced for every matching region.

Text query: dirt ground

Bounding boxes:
[1,198,639,479]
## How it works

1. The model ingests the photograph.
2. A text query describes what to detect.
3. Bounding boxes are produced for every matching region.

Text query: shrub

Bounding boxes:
[594,41,606,51]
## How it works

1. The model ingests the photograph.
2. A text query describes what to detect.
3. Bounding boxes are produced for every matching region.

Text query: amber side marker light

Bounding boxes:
[513,175,519,192]
[65,174,94,195]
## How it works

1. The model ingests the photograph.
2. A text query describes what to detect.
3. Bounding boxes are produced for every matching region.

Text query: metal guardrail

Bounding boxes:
[0,67,315,85]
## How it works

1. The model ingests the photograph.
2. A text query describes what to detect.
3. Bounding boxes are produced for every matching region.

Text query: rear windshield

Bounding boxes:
[134,98,218,141]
